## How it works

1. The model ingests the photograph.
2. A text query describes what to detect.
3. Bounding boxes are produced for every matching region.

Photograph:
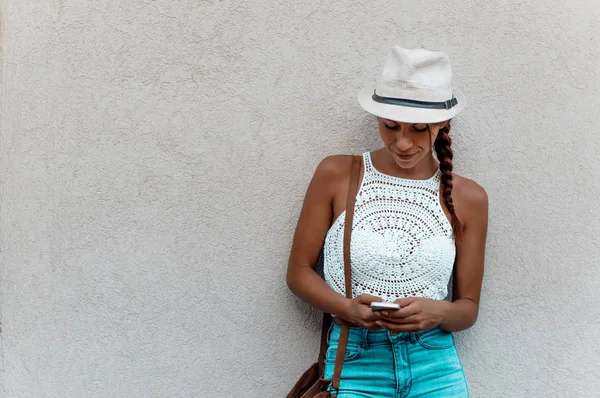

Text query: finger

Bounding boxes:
[357,294,384,304]
[363,321,383,331]
[361,308,381,322]
[377,305,419,319]
[392,304,420,318]
[375,320,424,333]
[395,297,417,307]
[377,314,422,324]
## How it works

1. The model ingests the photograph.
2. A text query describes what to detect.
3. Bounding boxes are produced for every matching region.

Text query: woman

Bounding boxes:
[286,45,488,397]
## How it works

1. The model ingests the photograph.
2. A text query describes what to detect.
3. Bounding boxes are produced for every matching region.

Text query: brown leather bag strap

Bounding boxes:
[330,155,362,394]
[343,156,361,301]
[316,155,362,374]
[317,311,331,374]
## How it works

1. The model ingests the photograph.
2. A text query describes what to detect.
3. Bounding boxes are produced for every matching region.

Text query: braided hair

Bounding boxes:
[431,122,462,244]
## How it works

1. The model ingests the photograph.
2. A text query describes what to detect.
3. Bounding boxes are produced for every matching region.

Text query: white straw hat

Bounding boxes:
[358,46,466,123]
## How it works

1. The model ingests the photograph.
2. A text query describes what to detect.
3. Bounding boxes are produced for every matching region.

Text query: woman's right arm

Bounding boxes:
[286,155,382,327]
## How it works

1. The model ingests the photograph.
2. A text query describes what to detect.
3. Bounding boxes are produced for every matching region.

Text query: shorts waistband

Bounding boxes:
[329,317,449,347]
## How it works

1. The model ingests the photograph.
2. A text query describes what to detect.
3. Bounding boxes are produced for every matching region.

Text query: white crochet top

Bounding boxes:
[323,152,456,304]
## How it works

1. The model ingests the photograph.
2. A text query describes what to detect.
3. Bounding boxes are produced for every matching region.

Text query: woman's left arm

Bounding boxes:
[438,178,489,332]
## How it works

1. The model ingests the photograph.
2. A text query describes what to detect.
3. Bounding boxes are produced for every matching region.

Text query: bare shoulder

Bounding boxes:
[451,173,489,215]
[316,154,355,174]
[452,174,488,203]
[314,154,356,183]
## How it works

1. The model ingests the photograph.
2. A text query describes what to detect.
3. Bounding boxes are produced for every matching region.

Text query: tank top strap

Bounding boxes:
[362,151,376,175]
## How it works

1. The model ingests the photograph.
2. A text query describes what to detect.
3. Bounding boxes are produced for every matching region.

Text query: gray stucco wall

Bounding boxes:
[1,0,599,397]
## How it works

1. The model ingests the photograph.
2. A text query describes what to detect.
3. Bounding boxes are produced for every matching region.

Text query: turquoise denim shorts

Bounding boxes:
[324,322,469,397]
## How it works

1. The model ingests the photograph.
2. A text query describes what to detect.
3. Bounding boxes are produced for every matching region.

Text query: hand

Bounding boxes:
[374,297,450,333]
[343,294,385,331]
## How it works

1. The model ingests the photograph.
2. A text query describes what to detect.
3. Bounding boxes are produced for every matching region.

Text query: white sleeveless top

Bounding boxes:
[323,152,456,303]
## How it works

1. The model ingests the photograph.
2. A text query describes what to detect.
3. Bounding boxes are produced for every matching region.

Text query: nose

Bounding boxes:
[393,130,412,152]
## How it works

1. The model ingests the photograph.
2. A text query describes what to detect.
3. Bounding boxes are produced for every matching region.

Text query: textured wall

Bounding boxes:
[1,0,599,396]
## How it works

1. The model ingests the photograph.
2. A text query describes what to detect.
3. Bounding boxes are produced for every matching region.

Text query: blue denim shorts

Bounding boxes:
[324,321,469,397]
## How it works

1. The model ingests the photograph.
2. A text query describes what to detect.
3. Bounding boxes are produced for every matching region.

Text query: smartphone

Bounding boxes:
[370,302,400,311]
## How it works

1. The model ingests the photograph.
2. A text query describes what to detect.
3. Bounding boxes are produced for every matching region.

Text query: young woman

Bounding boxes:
[286,46,488,397]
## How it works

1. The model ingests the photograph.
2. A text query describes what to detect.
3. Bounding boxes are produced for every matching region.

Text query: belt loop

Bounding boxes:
[410,332,417,344]
[362,328,370,350]
[327,320,335,345]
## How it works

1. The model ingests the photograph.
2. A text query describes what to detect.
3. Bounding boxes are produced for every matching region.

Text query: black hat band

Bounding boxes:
[372,90,458,110]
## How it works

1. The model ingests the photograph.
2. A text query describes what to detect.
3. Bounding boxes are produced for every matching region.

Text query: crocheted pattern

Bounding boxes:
[323,152,456,303]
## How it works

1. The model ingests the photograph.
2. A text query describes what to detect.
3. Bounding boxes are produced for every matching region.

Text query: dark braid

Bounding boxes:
[433,123,462,244]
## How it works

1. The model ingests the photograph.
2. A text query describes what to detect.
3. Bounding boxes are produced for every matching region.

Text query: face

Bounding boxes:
[377,117,449,168]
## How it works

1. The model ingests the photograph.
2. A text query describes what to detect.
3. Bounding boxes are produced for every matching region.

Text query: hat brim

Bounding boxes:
[357,84,466,124]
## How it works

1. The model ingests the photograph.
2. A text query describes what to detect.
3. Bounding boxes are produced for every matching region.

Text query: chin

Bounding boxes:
[393,160,420,169]
[390,151,422,168]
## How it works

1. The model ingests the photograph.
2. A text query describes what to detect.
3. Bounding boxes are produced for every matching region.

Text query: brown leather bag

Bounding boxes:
[286,155,362,398]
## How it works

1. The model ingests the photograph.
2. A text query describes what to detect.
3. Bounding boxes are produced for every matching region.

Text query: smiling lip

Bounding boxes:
[393,152,417,161]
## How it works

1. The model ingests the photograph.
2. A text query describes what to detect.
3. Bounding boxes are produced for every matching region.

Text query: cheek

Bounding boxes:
[379,129,395,143]
[415,133,434,148]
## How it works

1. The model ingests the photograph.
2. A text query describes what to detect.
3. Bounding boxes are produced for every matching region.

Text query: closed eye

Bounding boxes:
[384,123,428,133]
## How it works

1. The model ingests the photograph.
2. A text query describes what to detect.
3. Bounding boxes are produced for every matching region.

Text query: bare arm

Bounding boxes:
[286,155,352,318]
[439,178,489,332]
[286,155,383,327]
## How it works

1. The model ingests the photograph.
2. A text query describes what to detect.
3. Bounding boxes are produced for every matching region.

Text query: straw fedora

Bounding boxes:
[358,46,466,124]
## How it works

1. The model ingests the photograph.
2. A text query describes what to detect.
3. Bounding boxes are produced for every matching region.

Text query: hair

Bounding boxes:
[430,121,462,244]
